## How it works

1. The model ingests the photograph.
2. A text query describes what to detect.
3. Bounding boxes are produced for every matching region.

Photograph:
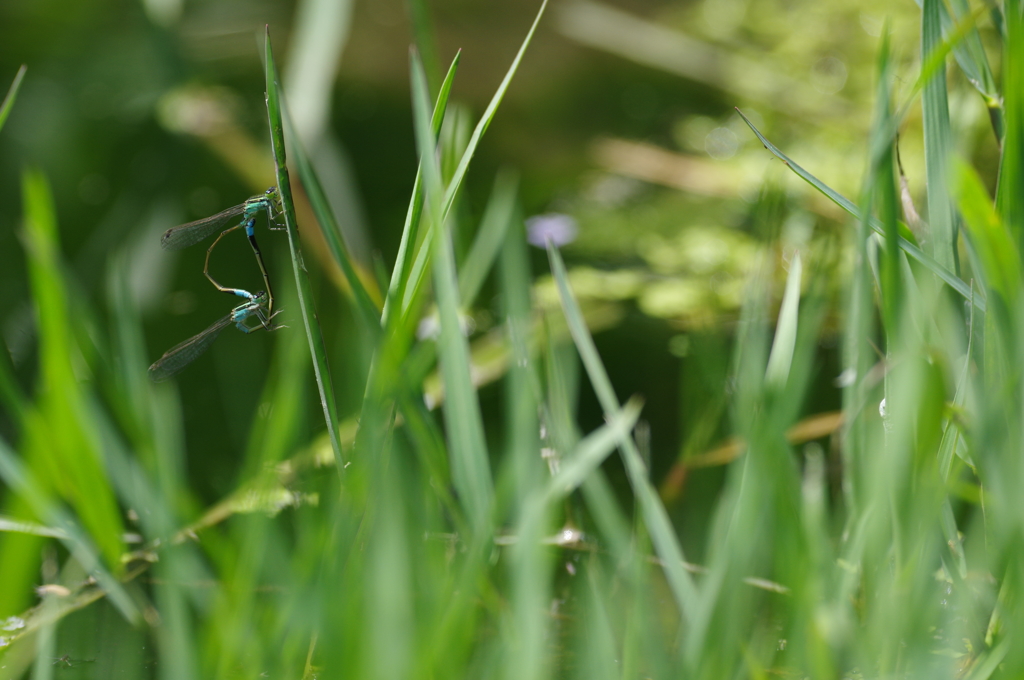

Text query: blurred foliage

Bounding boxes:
[0,0,1018,677]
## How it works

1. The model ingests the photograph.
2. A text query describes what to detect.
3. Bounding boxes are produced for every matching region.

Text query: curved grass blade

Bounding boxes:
[18,169,128,588]
[400,0,549,320]
[265,27,344,472]
[546,241,698,623]
[0,65,26,134]
[737,109,985,312]
[933,0,1001,137]
[383,49,461,326]
[955,160,1019,304]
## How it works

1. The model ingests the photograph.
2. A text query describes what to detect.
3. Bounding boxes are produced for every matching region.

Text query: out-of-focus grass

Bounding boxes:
[0,1,1021,679]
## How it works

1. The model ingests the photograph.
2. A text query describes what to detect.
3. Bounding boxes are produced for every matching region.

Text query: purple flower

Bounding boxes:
[526,213,578,247]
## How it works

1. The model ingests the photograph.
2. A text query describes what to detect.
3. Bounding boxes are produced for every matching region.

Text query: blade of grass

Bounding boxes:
[737,109,984,312]
[19,169,126,571]
[872,33,904,340]
[956,159,1020,305]
[546,241,698,623]
[944,0,1002,138]
[383,50,461,326]
[0,434,139,624]
[0,65,26,134]
[997,2,1024,244]
[411,51,494,527]
[923,0,959,274]
[265,27,343,473]
[400,0,549,320]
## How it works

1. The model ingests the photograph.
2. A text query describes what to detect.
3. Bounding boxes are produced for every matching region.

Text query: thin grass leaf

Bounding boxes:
[546,241,698,623]
[966,638,1011,680]
[0,516,66,539]
[458,169,519,307]
[412,51,494,527]
[955,159,1019,304]
[737,109,984,312]
[0,64,26,134]
[923,0,959,274]
[997,3,1024,242]
[943,0,1001,137]
[400,0,549,319]
[439,1,547,221]
[264,27,344,473]
[0,434,139,624]
[383,51,461,327]
[871,34,905,338]
[19,169,126,569]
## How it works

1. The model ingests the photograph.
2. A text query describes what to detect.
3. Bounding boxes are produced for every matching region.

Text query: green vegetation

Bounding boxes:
[0,0,1020,678]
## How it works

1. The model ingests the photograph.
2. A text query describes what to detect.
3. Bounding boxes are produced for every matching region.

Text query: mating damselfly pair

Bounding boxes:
[148,187,286,381]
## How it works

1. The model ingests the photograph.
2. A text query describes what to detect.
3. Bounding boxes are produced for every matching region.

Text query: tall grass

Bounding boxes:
[0,2,1020,679]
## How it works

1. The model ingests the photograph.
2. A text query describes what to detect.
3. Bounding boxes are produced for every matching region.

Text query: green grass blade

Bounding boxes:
[265,27,344,473]
[383,50,461,326]
[458,169,519,307]
[945,0,1001,137]
[0,434,139,624]
[997,2,1024,243]
[955,160,1019,304]
[400,0,548,319]
[948,0,997,91]
[546,241,698,622]
[20,169,126,572]
[871,33,904,337]
[412,52,494,527]
[285,111,382,330]
[737,109,984,311]
[439,1,547,221]
[923,0,958,274]
[0,64,26,134]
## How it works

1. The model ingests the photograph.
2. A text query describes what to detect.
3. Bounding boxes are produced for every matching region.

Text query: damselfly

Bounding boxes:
[148,290,280,382]
[160,187,284,313]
